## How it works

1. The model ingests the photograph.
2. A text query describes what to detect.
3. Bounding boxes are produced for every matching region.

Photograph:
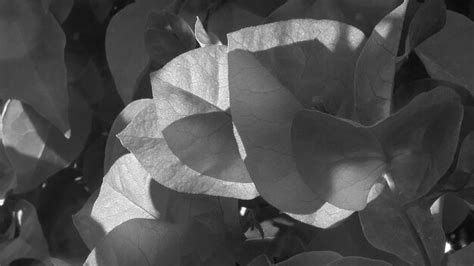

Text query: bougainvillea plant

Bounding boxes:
[0,0,473,265]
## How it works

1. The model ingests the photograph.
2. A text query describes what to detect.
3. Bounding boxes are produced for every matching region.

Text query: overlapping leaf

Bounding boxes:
[0,0,70,135]
[145,11,196,66]
[2,92,91,193]
[266,0,403,36]
[103,99,153,173]
[416,11,474,95]
[119,45,258,200]
[85,218,235,266]
[105,0,171,104]
[359,190,445,266]
[228,19,366,215]
[353,0,408,125]
[292,87,463,210]
[447,243,474,266]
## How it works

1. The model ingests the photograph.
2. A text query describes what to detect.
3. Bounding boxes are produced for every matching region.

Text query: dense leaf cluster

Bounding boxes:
[0,0,473,265]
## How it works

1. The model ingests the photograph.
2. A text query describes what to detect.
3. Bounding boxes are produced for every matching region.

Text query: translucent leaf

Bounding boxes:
[447,243,474,266]
[163,112,251,182]
[227,19,365,214]
[105,0,170,104]
[0,116,15,200]
[292,109,386,211]
[354,0,408,125]
[73,154,161,249]
[118,101,257,200]
[119,46,257,199]
[103,99,153,173]
[266,0,402,36]
[292,87,463,210]
[228,19,366,115]
[194,17,221,47]
[2,92,91,193]
[416,11,474,95]
[0,0,70,135]
[359,190,445,265]
[145,11,196,66]
[0,200,50,265]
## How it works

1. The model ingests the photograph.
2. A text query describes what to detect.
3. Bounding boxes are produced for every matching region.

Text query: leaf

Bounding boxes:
[105,0,170,104]
[277,251,342,266]
[145,11,196,66]
[194,17,221,47]
[90,0,115,22]
[163,112,251,182]
[104,99,153,174]
[73,154,161,249]
[416,11,474,95]
[292,109,386,211]
[359,190,445,266]
[0,118,15,200]
[228,19,366,116]
[354,0,408,125]
[441,193,470,233]
[306,214,397,262]
[403,0,446,53]
[0,200,50,265]
[266,0,403,36]
[119,45,258,200]
[0,0,70,135]
[227,19,366,214]
[85,218,235,266]
[292,87,463,210]
[75,153,237,249]
[447,243,474,266]
[49,0,74,23]
[207,2,264,44]
[85,219,181,266]
[2,91,91,193]
[457,132,474,175]
[328,257,391,266]
[248,254,273,266]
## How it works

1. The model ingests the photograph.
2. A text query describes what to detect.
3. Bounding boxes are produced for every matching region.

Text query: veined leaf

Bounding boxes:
[119,45,257,200]
[104,99,153,173]
[354,0,408,125]
[2,91,91,193]
[228,19,365,214]
[292,87,462,210]
[266,0,403,36]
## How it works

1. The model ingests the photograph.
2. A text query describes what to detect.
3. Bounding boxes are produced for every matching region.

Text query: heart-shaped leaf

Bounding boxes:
[292,87,463,210]
[119,45,257,200]
[228,19,366,214]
